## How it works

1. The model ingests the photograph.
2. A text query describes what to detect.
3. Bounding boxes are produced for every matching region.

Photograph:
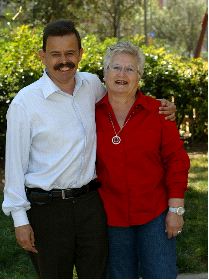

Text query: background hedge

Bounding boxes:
[0,25,208,160]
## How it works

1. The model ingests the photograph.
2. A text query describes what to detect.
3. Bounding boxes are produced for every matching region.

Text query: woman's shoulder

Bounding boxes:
[139,92,161,112]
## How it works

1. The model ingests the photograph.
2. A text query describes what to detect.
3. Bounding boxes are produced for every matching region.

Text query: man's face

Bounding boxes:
[39,34,83,86]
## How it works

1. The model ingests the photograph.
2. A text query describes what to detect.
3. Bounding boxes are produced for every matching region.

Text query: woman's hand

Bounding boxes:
[165,211,184,239]
[159,99,176,121]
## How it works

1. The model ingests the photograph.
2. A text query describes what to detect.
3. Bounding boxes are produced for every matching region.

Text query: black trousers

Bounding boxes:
[27,190,108,279]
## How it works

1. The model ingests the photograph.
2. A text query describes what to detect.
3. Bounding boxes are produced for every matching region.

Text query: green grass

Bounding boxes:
[0,152,207,278]
[177,152,208,273]
[0,207,37,278]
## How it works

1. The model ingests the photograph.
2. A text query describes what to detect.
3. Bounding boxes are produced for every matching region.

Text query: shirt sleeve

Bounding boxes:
[160,117,190,198]
[94,75,106,102]
[2,102,31,227]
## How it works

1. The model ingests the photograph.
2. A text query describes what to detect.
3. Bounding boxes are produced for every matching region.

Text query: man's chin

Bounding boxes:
[58,72,75,82]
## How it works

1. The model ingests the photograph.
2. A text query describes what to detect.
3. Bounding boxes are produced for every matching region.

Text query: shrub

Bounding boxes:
[0,26,207,160]
[0,25,43,160]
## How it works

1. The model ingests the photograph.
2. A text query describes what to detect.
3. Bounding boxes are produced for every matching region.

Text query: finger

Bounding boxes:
[173,229,183,237]
[159,106,169,112]
[177,228,183,235]
[30,229,35,247]
[165,225,173,239]
[159,104,176,113]
[166,225,178,239]
[167,231,173,239]
[22,245,38,253]
[19,240,38,253]
[20,240,38,253]
[160,99,167,106]
[28,245,38,253]
[17,238,31,249]
[29,228,38,253]
[165,113,176,120]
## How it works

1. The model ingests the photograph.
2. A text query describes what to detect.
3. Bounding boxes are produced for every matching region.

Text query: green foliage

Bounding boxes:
[0,25,43,159]
[3,0,77,25]
[80,35,118,80]
[150,0,207,57]
[2,0,207,57]
[140,46,208,142]
[3,0,144,39]
[0,26,208,159]
[0,25,43,97]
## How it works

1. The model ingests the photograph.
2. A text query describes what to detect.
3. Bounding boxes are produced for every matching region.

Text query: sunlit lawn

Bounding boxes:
[177,151,208,273]
[0,151,207,278]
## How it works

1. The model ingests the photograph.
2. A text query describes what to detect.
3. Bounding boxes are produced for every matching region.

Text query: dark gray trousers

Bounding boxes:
[27,190,108,279]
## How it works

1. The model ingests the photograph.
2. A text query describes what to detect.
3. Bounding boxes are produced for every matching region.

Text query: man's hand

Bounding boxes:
[159,99,176,121]
[15,224,38,253]
[165,211,184,239]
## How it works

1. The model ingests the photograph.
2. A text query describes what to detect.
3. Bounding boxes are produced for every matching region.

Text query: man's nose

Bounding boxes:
[60,54,68,63]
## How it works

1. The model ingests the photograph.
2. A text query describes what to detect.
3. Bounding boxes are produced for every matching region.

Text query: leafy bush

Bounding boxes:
[0,25,43,160]
[139,46,208,143]
[0,25,207,160]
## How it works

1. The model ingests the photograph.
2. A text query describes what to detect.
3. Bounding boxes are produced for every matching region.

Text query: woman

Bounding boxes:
[96,42,190,279]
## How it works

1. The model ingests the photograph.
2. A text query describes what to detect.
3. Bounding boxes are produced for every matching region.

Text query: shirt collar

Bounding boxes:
[40,70,88,99]
[96,90,156,111]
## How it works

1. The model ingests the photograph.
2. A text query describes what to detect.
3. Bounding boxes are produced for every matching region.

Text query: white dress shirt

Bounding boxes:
[2,71,105,227]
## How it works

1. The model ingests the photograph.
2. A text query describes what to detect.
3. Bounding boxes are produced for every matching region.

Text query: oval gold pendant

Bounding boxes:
[112,136,121,144]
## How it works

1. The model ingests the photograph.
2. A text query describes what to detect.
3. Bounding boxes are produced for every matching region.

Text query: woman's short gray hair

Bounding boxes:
[103,41,145,77]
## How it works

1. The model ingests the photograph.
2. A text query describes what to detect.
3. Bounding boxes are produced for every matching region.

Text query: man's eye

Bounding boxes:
[51,53,60,57]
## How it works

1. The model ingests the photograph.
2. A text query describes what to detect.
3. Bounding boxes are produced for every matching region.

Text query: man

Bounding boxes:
[2,20,175,279]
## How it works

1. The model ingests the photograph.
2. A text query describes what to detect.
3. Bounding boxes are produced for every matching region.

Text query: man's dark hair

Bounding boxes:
[42,19,82,51]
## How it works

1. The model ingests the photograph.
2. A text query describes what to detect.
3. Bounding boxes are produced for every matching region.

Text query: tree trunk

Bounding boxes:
[194,11,208,58]
[113,0,121,38]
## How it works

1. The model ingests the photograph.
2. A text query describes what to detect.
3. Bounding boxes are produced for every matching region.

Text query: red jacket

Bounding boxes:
[96,91,190,227]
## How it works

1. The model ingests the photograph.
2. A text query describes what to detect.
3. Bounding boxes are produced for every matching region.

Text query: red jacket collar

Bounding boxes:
[96,90,160,112]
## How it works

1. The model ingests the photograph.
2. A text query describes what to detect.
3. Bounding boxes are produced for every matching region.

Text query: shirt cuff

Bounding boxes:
[11,209,30,227]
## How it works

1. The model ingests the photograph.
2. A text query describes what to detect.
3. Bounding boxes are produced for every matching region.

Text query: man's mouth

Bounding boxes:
[54,62,76,71]
[59,66,71,72]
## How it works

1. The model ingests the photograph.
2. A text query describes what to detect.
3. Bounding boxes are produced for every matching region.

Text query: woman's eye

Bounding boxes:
[113,66,121,71]
[126,68,134,73]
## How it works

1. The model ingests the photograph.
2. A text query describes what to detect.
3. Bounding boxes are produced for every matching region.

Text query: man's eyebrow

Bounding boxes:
[49,50,77,54]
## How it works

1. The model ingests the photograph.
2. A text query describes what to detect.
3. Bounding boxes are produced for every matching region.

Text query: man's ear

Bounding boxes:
[38,49,46,65]
[78,48,84,62]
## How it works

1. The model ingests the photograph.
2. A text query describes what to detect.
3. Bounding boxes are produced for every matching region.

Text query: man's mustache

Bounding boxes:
[54,61,76,71]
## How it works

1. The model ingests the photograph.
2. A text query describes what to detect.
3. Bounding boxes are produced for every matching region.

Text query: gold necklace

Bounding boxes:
[108,111,135,144]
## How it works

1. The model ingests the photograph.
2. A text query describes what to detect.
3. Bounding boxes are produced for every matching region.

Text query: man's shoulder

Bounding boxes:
[12,77,42,105]
[77,72,105,99]
[78,71,101,84]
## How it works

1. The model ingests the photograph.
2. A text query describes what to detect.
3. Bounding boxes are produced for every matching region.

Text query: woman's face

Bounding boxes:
[104,53,140,96]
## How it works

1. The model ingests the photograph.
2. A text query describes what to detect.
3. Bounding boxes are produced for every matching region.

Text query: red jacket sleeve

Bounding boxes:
[160,117,190,198]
